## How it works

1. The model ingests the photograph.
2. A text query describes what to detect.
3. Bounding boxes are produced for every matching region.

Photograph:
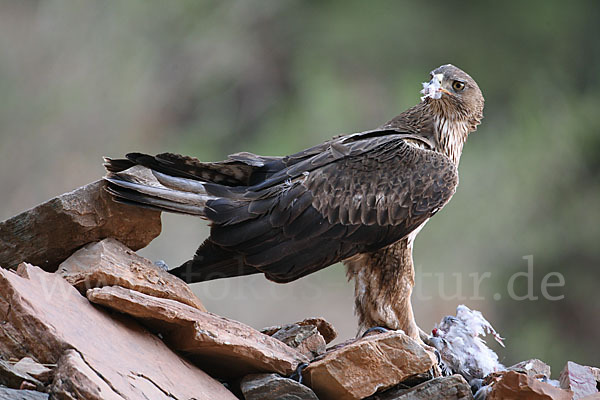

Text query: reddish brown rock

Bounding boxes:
[303,331,435,400]
[297,330,327,359]
[509,359,552,378]
[560,361,598,399]
[298,317,338,344]
[0,180,161,271]
[86,285,309,377]
[488,371,572,400]
[49,349,121,400]
[0,263,236,400]
[58,238,205,311]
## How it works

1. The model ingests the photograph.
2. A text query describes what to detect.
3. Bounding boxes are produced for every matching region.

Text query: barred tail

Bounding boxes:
[104,158,215,216]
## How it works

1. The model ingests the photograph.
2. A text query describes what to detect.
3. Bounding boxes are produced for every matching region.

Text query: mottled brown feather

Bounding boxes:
[103,64,485,339]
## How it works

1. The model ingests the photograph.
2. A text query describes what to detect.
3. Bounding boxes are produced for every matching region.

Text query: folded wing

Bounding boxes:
[104,131,457,284]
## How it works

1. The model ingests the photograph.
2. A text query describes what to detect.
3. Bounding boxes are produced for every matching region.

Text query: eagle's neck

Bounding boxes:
[425,99,481,165]
[382,102,474,166]
[433,114,470,165]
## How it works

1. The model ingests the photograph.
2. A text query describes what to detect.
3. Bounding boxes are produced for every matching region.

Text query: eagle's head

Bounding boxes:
[421,64,484,133]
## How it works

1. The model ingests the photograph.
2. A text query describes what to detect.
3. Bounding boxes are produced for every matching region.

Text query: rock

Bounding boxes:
[262,317,337,345]
[49,349,121,400]
[0,387,49,400]
[0,263,236,400]
[559,361,598,399]
[0,359,43,390]
[86,285,309,377]
[487,371,572,400]
[0,180,161,271]
[303,331,435,400]
[58,238,205,311]
[298,317,338,344]
[273,324,316,347]
[271,324,326,359]
[12,357,53,383]
[509,359,552,378]
[261,317,335,360]
[240,373,319,400]
[297,330,327,359]
[366,374,473,400]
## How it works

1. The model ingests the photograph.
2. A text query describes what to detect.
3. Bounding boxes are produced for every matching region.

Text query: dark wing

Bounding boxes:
[170,135,457,284]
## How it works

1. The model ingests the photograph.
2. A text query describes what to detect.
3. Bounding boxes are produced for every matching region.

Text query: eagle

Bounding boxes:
[104,64,484,342]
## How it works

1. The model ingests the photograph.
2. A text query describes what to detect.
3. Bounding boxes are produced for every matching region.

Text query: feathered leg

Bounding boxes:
[345,237,420,339]
[346,238,443,377]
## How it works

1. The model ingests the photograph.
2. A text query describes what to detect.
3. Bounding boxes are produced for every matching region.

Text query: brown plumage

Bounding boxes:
[104,64,484,339]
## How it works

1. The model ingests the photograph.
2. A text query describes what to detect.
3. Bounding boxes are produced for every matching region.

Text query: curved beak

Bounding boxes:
[421,73,451,101]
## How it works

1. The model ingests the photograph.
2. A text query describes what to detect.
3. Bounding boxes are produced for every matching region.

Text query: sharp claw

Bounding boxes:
[154,260,169,271]
[290,362,309,385]
[362,326,389,337]
[434,348,442,364]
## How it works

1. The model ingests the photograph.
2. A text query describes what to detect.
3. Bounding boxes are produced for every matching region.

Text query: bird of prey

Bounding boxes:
[104,64,484,341]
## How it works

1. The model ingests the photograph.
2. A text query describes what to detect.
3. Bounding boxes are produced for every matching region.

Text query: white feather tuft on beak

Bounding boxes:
[420,73,444,102]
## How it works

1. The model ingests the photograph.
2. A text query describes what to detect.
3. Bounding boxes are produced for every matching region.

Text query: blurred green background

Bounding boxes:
[1,1,598,372]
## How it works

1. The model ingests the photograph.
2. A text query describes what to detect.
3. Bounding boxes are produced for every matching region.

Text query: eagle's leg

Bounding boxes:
[345,238,421,340]
[345,241,442,378]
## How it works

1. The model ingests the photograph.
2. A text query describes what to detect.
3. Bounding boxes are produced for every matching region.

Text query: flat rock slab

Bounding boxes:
[240,373,319,400]
[49,349,126,400]
[0,359,43,391]
[0,387,48,400]
[509,359,552,379]
[0,263,235,400]
[303,331,435,400]
[86,285,309,378]
[58,238,205,311]
[0,180,161,270]
[488,371,572,400]
[367,374,473,400]
[560,361,598,399]
[12,357,53,383]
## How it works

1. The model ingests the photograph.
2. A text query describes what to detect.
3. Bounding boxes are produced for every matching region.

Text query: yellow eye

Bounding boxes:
[452,81,465,91]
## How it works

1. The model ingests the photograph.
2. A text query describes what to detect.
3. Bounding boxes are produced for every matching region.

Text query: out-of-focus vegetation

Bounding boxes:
[1,1,598,371]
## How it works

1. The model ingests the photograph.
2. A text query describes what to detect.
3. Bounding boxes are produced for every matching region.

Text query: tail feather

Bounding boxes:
[105,183,206,215]
[152,170,209,194]
[105,176,210,205]
[102,152,298,284]
[129,152,259,186]
[103,156,134,173]
[105,164,215,216]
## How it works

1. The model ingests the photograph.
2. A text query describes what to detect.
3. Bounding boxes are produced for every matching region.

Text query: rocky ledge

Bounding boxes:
[1,181,598,400]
